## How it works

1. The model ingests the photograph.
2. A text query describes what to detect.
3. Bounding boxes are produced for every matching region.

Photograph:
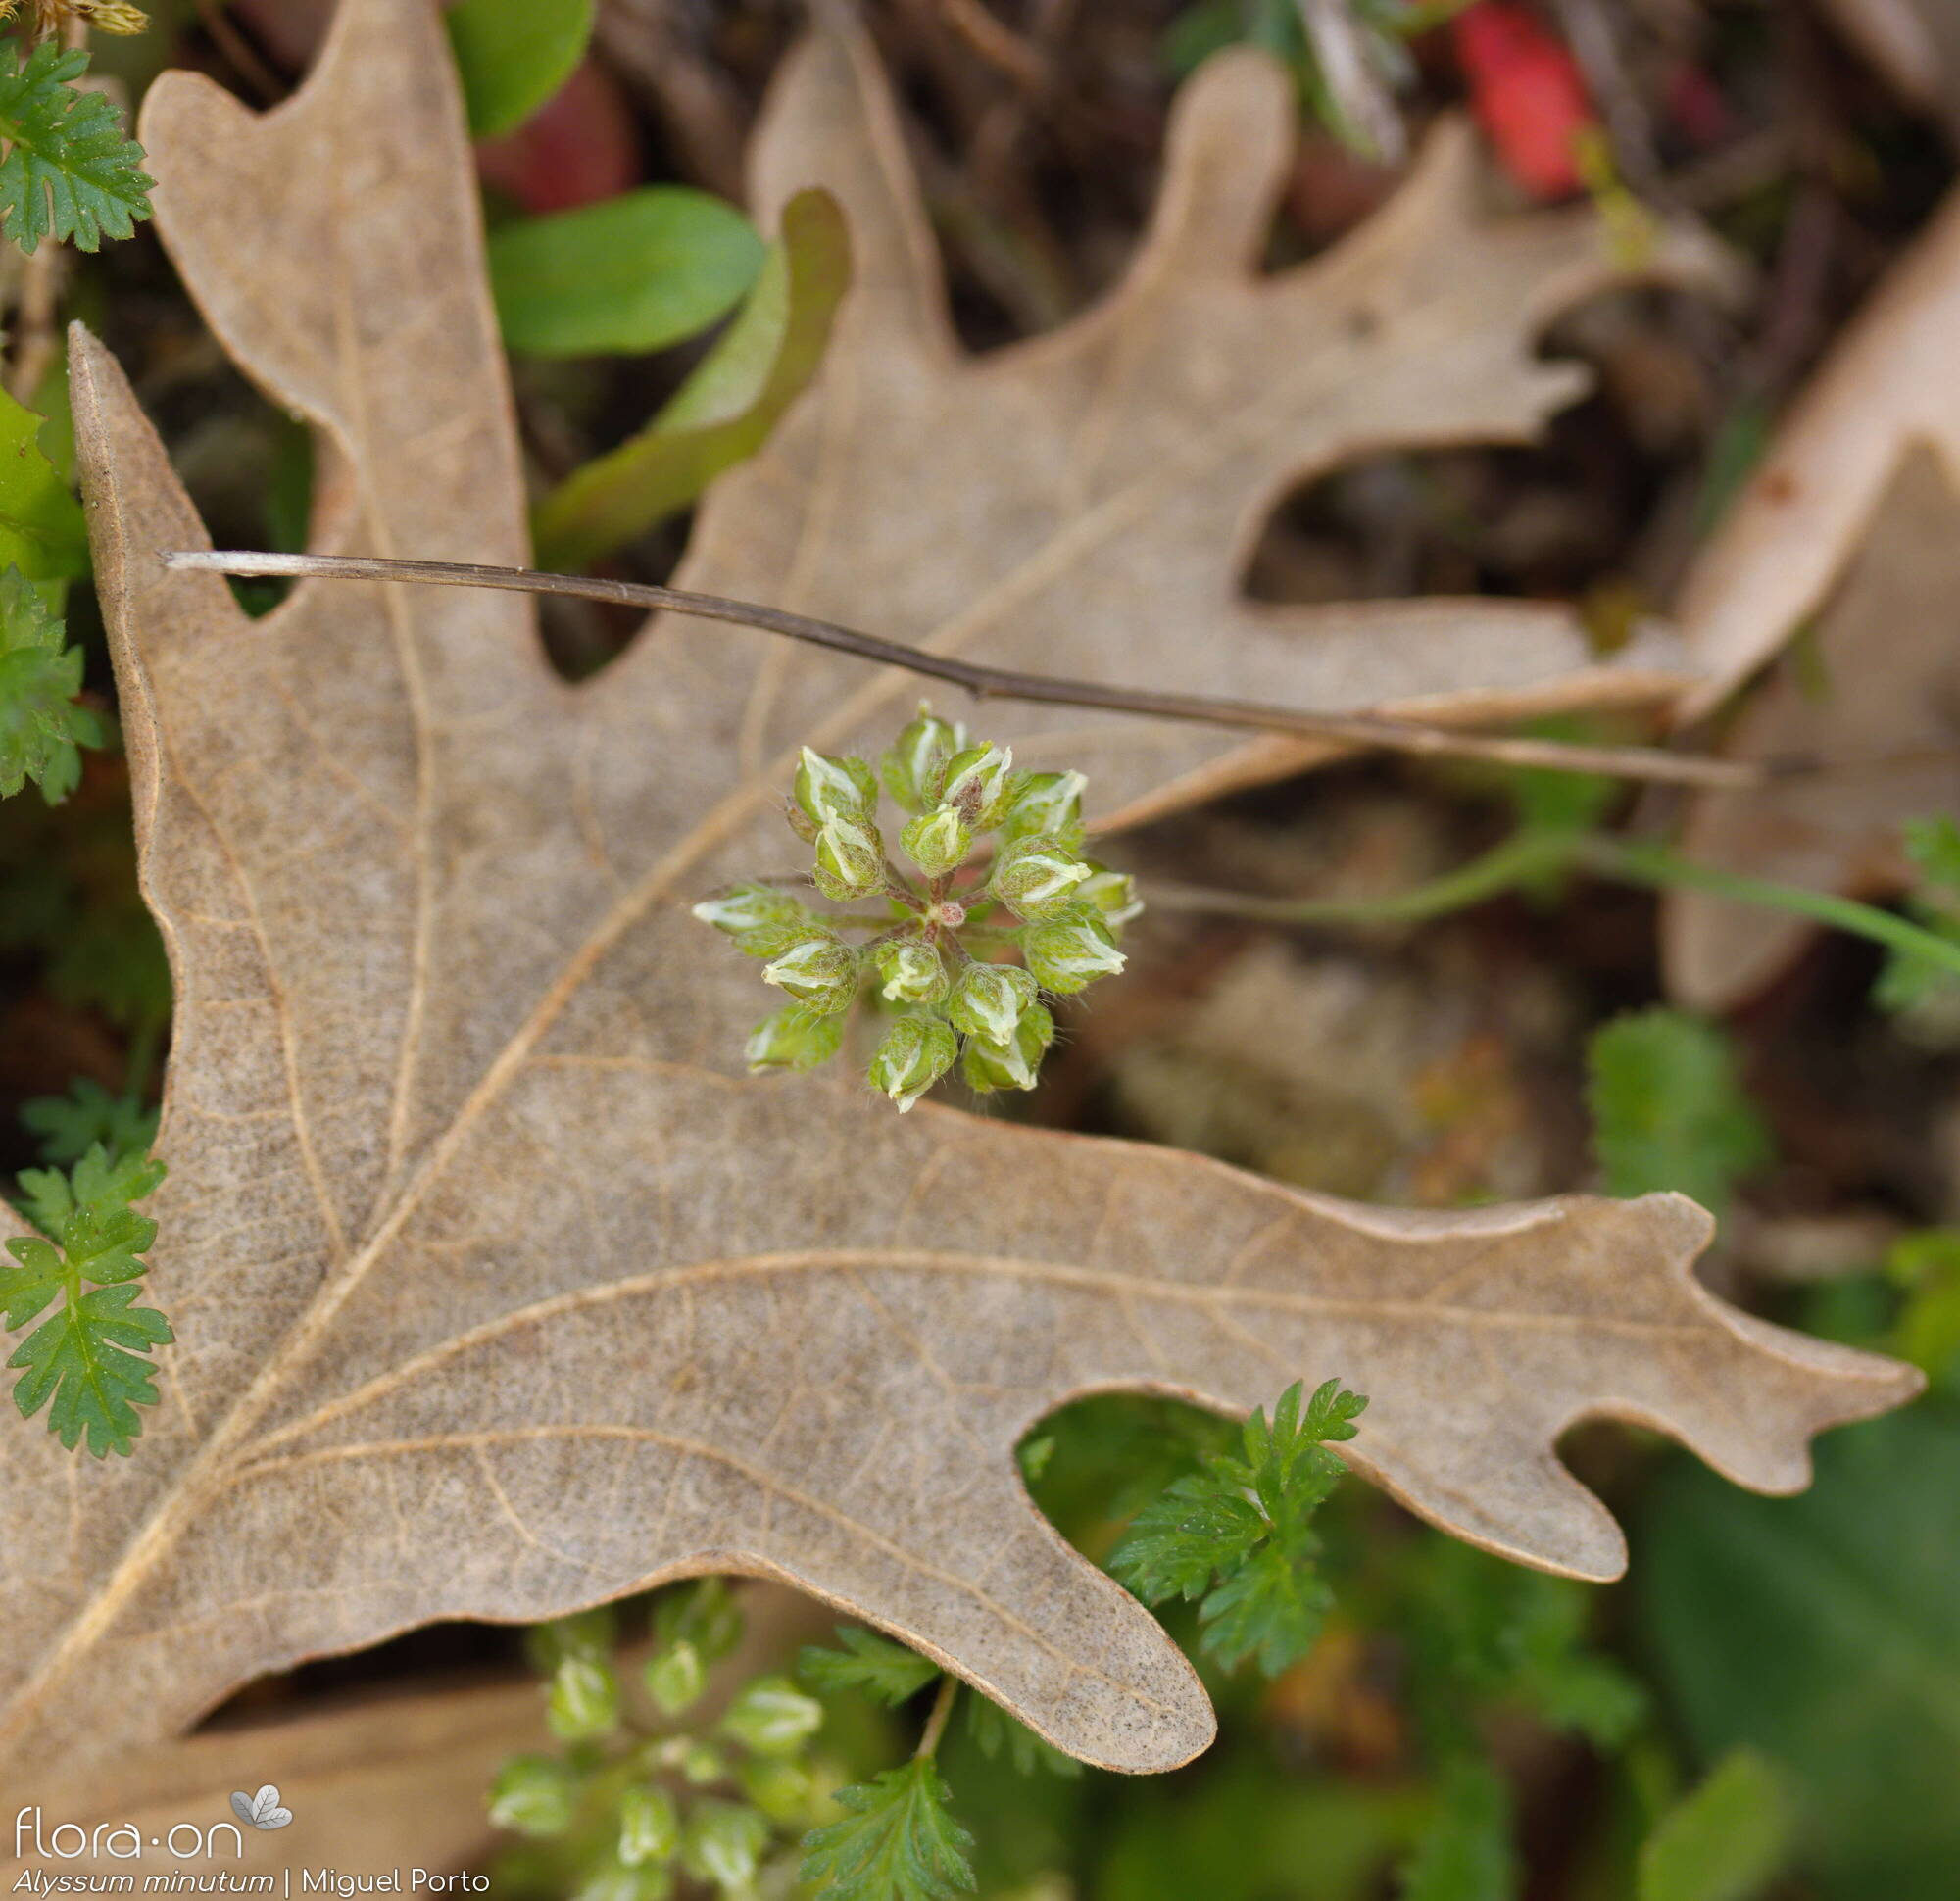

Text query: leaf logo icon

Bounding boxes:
[228,1785,293,1830]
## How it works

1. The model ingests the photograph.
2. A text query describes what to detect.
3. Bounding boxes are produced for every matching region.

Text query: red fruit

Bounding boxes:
[1451,1,1598,200]
[474,60,640,214]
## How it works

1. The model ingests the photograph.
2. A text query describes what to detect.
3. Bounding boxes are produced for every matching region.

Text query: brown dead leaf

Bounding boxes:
[1665,447,1960,1010]
[0,1584,828,1887]
[0,0,1915,1791]
[683,14,1729,826]
[1674,182,1960,718]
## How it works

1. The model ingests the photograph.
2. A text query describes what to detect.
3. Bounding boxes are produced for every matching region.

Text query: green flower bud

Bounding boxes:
[941,742,1015,829]
[574,1864,671,1901]
[811,814,886,902]
[875,938,950,1004]
[690,884,807,939]
[760,933,858,1012]
[644,1637,708,1716]
[1000,769,1087,847]
[1075,862,1143,927]
[948,962,1037,1043]
[868,1016,958,1113]
[719,1674,824,1756]
[547,1654,620,1739]
[526,1606,618,1672]
[619,1785,680,1867]
[961,1002,1055,1094]
[677,1741,729,1786]
[900,802,971,877]
[1024,913,1126,994]
[793,746,877,825]
[488,1755,581,1837]
[655,1577,745,1663]
[737,1754,813,1824]
[990,832,1092,919]
[682,1801,768,1893]
[881,704,963,812]
[744,1005,844,1075]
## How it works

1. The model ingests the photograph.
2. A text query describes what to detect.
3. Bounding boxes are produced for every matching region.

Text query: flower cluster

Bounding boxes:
[693,706,1140,1112]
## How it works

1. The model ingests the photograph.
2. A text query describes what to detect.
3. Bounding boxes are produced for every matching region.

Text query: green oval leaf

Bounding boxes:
[488,187,764,359]
[445,0,594,140]
[532,187,850,566]
[1638,1406,1960,1901]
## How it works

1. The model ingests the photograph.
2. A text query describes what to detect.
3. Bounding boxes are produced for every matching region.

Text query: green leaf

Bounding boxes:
[1108,1379,1364,1679]
[488,187,763,359]
[1586,1008,1772,1216]
[1888,1229,1960,1389]
[532,187,851,568]
[1902,814,1960,891]
[962,1693,1080,1779]
[1397,1533,1644,1755]
[445,0,593,139]
[0,39,154,254]
[0,384,87,581]
[2,1142,170,1456]
[1637,1750,1790,1901]
[801,1626,943,1707]
[1397,1757,1517,1901]
[0,563,101,803]
[21,1077,158,1167]
[1105,1470,1265,1603]
[1638,1406,1960,1901]
[1196,1519,1334,1677]
[801,1758,976,1901]
[1875,817,1960,1012]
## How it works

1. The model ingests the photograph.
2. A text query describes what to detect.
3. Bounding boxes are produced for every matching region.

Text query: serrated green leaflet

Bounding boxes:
[2,1144,170,1456]
[801,1627,942,1708]
[0,564,103,803]
[1108,1379,1364,1678]
[801,1758,975,1901]
[1586,1008,1772,1217]
[0,39,153,254]
[0,384,87,581]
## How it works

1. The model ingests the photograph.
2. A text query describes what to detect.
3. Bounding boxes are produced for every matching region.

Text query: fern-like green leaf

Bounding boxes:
[1107,1378,1365,1678]
[0,38,155,254]
[3,1143,171,1456]
[0,564,103,802]
[800,1759,975,1901]
[1586,1008,1772,1217]
[1398,1756,1517,1901]
[799,1626,942,1708]
[962,1692,1080,1779]
[21,1077,157,1166]
[1874,816,1960,1013]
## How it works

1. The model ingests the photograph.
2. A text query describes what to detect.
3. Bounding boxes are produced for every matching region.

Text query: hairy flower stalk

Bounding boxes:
[693,704,1141,1111]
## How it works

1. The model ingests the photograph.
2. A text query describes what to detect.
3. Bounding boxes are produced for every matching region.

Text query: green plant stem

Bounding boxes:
[915,1672,959,1759]
[1148,828,1960,985]
[1147,829,1572,927]
[1578,838,1960,981]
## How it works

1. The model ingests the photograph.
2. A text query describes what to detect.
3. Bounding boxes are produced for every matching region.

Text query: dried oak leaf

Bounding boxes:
[1673,182,1960,719]
[675,7,1721,826]
[1666,448,1960,1009]
[0,0,1914,1786]
[1664,184,1960,1005]
[0,1585,829,1886]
